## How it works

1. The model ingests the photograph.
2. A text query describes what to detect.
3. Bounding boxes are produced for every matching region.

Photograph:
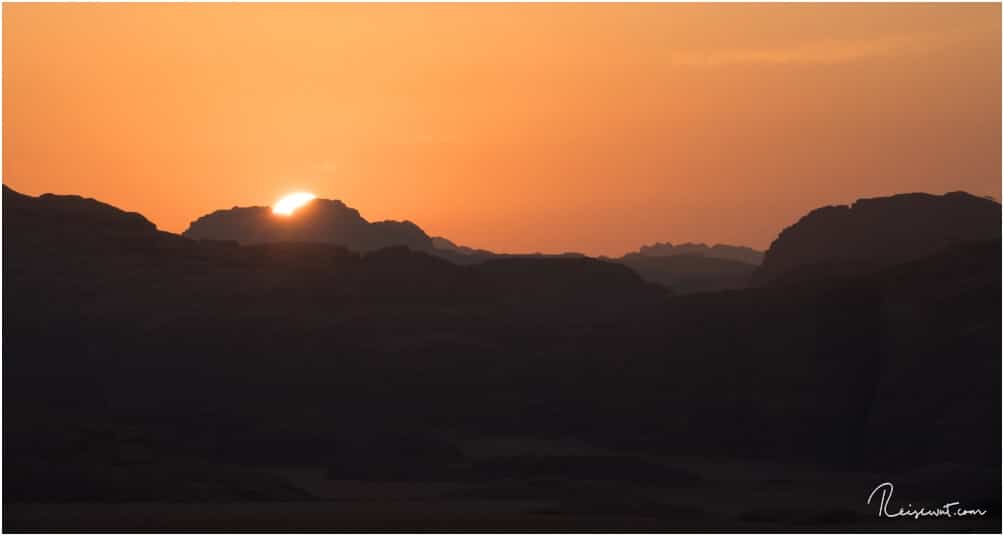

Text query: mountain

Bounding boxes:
[7,186,662,315]
[3,185,170,247]
[3,185,999,530]
[603,242,762,293]
[634,242,764,265]
[615,253,756,294]
[182,197,763,294]
[430,236,494,258]
[183,197,434,252]
[754,191,1001,284]
[427,238,763,293]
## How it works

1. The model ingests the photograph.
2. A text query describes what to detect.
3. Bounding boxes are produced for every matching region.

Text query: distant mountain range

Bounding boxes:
[631,242,764,265]
[3,183,1000,526]
[9,186,1000,295]
[181,191,1001,295]
[181,197,767,293]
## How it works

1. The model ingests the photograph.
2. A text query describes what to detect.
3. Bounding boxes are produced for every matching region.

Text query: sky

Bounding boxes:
[3,3,1000,257]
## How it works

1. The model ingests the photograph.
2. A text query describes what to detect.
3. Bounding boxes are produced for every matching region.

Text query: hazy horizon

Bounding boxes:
[1,183,996,259]
[4,3,1001,256]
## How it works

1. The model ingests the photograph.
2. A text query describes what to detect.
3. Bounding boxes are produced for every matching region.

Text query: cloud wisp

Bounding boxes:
[668,28,993,67]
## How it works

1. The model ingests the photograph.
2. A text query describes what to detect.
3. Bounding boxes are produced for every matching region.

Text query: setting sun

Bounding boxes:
[272,192,316,216]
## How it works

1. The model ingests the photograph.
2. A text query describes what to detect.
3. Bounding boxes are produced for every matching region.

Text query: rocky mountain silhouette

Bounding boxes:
[614,253,757,294]
[183,198,434,252]
[4,185,168,245]
[755,191,1001,284]
[3,184,1000,530]
[430,236,494,258]
[600,243,763,293]
[426,238,764,294]
[633,242,764,265]
[181,196,768,294]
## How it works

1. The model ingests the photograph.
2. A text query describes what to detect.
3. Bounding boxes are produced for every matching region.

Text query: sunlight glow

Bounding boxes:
[272,192,316,216]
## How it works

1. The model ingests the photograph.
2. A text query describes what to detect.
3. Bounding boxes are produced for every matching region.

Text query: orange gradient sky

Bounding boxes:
[4,3,1001,256]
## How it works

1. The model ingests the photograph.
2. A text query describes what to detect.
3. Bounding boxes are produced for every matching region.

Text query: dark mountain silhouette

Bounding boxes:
[634,242,764,265]
[614,253,757,294]
[183,198,434,252]
[182,197,767,295]
[601,243,763,293]
[430,236,494,258]
[3,185,172,247]
[426,237,763,294]
[3,185,999,531]
[754,191,1001,284]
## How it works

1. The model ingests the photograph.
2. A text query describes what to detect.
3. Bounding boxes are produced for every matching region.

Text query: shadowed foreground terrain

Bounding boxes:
[2,185,1000,532]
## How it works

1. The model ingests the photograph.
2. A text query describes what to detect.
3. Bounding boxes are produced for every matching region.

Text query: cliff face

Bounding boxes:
[754,191,1001,284]
[183,198,434,252]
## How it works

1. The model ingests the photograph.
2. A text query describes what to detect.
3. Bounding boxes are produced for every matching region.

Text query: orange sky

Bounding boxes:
[4,3,1000,256]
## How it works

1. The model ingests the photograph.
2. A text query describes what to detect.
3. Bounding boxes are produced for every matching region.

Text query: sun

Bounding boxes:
[272,192,316,216]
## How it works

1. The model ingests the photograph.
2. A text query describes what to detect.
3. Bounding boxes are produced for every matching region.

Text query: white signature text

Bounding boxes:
[867,482,987,519]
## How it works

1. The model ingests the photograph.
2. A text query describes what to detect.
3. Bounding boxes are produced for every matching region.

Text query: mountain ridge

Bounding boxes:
[3,183,999,524]
[183,198,434,253]
[755,190,1001,284]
